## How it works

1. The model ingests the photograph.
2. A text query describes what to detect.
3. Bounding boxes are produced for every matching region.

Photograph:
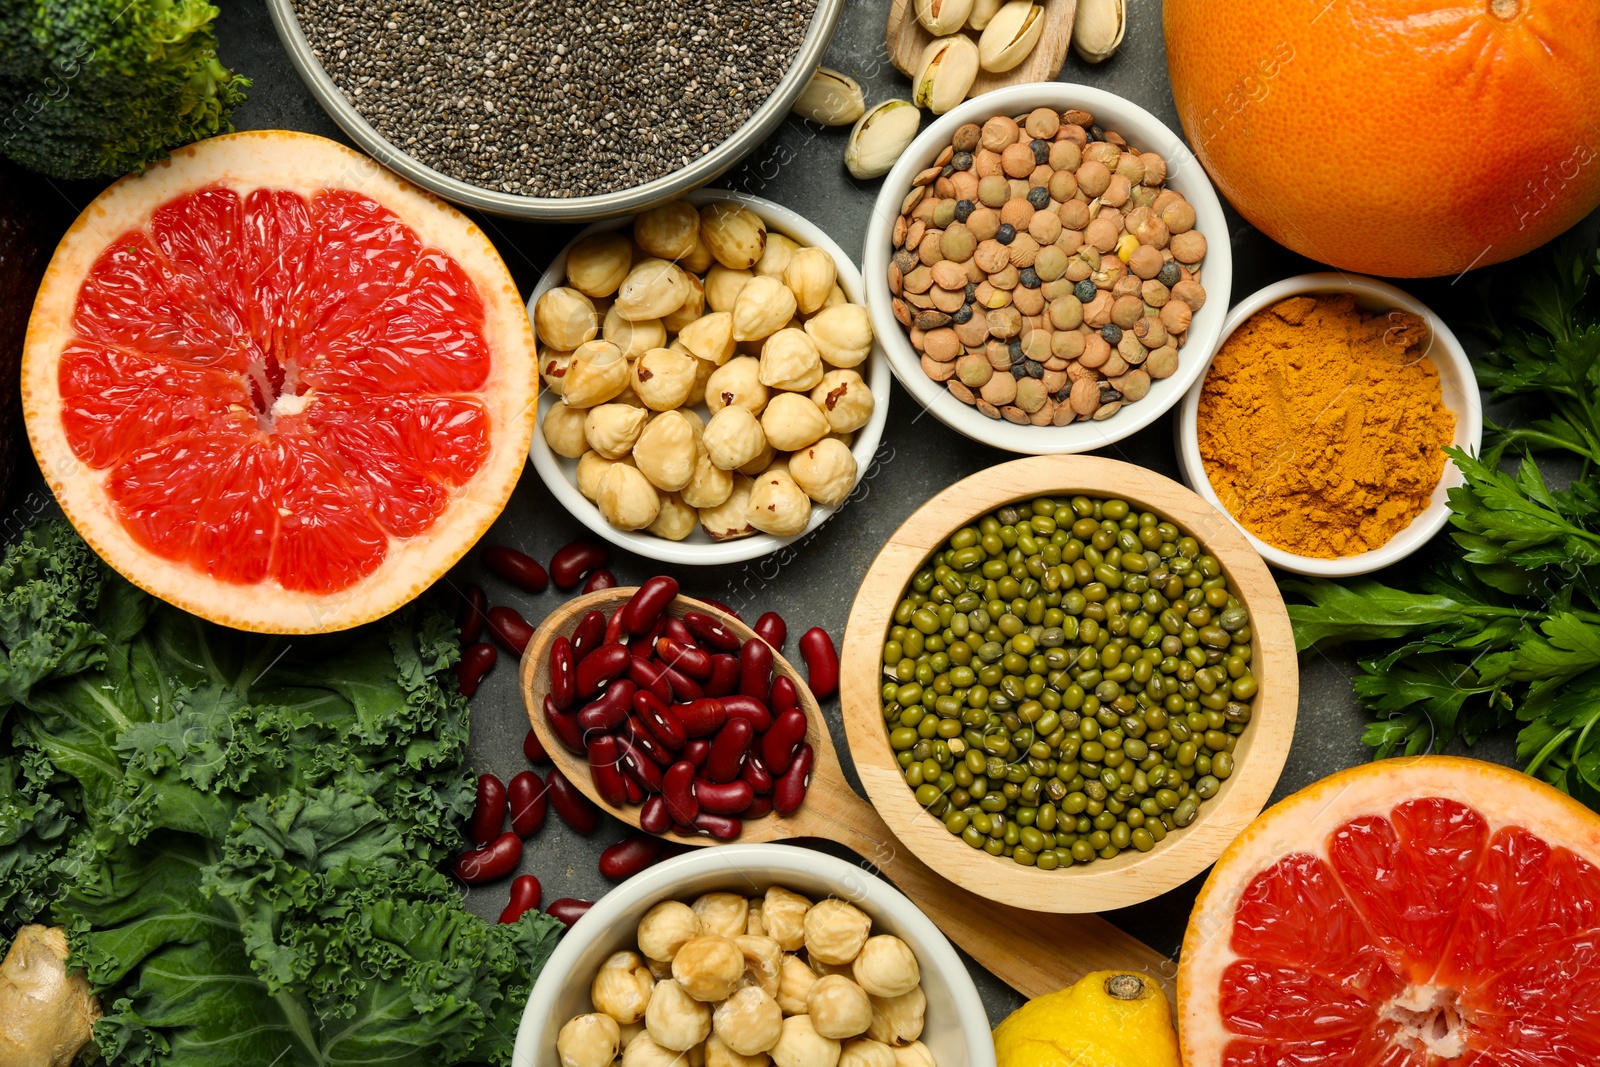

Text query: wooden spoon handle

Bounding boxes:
[810,790,1177,1000]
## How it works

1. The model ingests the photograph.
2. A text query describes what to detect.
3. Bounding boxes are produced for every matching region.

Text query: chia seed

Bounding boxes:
[292,0,818,198]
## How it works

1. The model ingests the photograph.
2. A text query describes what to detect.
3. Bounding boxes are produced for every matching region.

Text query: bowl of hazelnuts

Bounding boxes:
[510,843,995,1067]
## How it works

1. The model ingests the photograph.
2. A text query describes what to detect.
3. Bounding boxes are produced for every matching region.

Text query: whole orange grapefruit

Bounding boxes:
[1164,1,1600,277]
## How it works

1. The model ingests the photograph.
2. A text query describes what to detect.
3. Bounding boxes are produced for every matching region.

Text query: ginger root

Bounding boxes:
[0,926,100,1067]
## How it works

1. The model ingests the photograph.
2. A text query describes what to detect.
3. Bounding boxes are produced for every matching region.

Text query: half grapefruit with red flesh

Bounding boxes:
[1180,756,1600,1066]
[23,132,536,633]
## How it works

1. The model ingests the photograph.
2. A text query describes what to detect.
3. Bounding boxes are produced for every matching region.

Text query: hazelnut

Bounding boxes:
[616,258,692,321]
[567,232,633,298]
[562,339,630,409]
[591,951,657,1025]
[541,401,588,459]
[733,275,800,342]
[704,406,769,472]
[558,1013,622,1067]
[699,474,757,541]
[692,893,751,940]
[632,347,699,410]
[851,937,920,998]
[713,986,784,1056]
[576,450,630,502]
[682,449,734,510]
[597,463,662,530]
[706,265,755,313]
[635,200,702,261]
[638,901,701,963]
[705,356,769,416]
[785,246,838,315]
[701,202,768,269]
[706,1032,771,1067]
[672,935,746,1002]
[634,411,698,492]
[838,1039,897,1067]
[890,1042,934,1067]
[646,978,712,1050]
[803,900,872,966]
[757,232,802,278]
[776,953,819,1015]
[679,310,738,365]
[746,469,813,537]
[865,986,925,1047]
[622,1030,695,1067]
[735,934,783,998]
[804,304,873,368]
[763,888,811,951]
[762,393,830,452]
[604,304,667,360]
[535,286,600,350]
[806,975,874,1040]
[788,438,858,509]
[584,403,648,460]
[747,898,767,938]
[649,490,698,541]
[769,1015,841,1067]
[809,369,874,434]
[759,329,825,392]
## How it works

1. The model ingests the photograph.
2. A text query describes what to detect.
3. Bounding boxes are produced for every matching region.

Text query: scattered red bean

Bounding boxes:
[523,727,549,765]
[704,654,740,697]
[488,606,535,656]
[663,761,699,825]
[684,739,711,771]
[634,692,687,751]
[577,680,635,734]
[661,665,703,702]
[582,568,618,592]
[675,698,727,738]
[774,743,814,816]
[499,874,543,923]
[770,676,798,716]
[742,755,774,796]
[551,539,609,591]
[459,583,488,645]
[799,628,840,698]
[706,718,753,784]
[456,642,498,697]
[600,832,664,879]
[571,610,607,664]
[548,636,576,710]
[744,796,774,819]
[468,774,508,846]
[640,794,671,833]
[622,576,679,635]
[692,812,742,840]
[484,545,549,593]
[508,770,547,838]
[546,898,594,927]
[628,656,673,702]
[694,778,754,815]
[753,611,787,651]
[682,612,741,652]
[738,639,773,702]
[720,694,773,733]
[656,636,713,679]
[543,695,586,755]
[452,831,522,884]
[546,768,599,833]
[577,643,631,698]
[762,708,809,776]
[587,734,629,807]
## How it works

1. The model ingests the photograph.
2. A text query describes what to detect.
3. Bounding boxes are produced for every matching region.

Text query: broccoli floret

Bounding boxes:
[0,0,250,180]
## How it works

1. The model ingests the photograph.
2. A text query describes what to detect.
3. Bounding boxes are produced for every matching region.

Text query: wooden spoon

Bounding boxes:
[520,587,1175,999]
[884,0,1080,97]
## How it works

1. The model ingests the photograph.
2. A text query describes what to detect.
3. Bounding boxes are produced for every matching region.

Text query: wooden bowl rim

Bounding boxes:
[840,454,1298,913]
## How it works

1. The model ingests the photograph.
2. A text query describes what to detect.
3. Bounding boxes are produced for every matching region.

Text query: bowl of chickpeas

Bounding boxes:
[511,843,995,1067]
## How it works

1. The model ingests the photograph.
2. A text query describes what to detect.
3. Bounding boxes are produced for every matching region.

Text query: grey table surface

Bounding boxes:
[17,0,1577,1030]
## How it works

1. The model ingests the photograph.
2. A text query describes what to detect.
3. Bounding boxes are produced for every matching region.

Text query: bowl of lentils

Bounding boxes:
[840,456,1295,913]
[862,84,1232,454]
[267,0,843,219]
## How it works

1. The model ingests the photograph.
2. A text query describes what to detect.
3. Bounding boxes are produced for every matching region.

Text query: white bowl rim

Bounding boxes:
[862,82,1233,455]
[1174,271,1485,577]
[510,842,998,1067]
[528,188,892,566]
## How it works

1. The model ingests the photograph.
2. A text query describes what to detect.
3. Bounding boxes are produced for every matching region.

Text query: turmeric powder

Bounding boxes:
[1195,293,1456,559]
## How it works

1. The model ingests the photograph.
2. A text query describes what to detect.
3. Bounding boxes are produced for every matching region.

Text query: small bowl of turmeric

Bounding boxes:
[1174,273,1483,577]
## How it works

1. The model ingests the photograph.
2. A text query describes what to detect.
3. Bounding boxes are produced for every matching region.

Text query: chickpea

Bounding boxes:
[838,1039,897,1067]
[646,979,712,1051]
[593,951,656,1024]
[673,935,746,1002]
[865,986,925,1047]
[713,986,784,1056]
[770,1014,842,1067]
[806,975,874,1040]
[803,900,872,966]
[735,934,783,998]
[638,901,701,963]
[851,937,920,998]
[693,892,750,939]
[776,954,819,1015]
[747,898,767,937]
[762,887,812,951]
[623,1031,695,1067]
[706,1032,773,1067]
[890,1041,935,1067]
[557,1013,622,1067]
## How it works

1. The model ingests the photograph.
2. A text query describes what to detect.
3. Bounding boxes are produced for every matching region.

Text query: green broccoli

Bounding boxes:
[0,0,250,180]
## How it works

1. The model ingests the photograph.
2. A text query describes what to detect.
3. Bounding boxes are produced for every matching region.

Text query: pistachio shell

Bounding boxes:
[912,35,980,115]
[791,68,865,126]
[978,1,1044,73]
[1071,0,1126,63]
[966,0,1002,29]
[844,100,921,180]
[914,0,974,37]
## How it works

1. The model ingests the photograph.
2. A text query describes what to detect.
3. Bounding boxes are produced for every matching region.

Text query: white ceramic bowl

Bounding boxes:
[528,189,891,565]
[863,83,1232,455]
[1175,273,1484,577]
[511,844,997,1067]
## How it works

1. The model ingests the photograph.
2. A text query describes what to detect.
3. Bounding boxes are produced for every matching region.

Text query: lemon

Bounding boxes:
[992,971,1180,1067]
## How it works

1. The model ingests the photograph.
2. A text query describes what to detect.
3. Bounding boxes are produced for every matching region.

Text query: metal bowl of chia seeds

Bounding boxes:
[266,0,844,221]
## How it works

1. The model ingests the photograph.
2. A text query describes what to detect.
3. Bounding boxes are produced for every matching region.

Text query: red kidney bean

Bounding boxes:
[577,643,631,698]
[675,698,727,738]
[546,898,594,927]
[742,755,773,795]
[633,692,687,751]
[459,583,488,645]
[484,545,549,593]
[618,736,664,793]
[753,611,787,651]
[551,539,609,590]
[604,608,627,646]
[628,656,672,702]
[692,812,742,840]
[799,628,840,698]
[468,774,508,846]
[682,611,741,652]
[695,597,742,619]
[452,831,522,884]
[738,639,773,701]
[587,735,629,807]
[762,708,809,776]
[769,676,798,716]
[656,637,713,680]
[547,768,599,834]
[548,636,576,710]
[498,874,542,923]
[774,743,814,816]
[628,616,666,661]
[744,796,774,819]
[523,727,549,765]
[624,716,673,767]
[706,719,753,784]
[582,568,618,592]
[663,761,699,824]
[544,695,586,755]
[662,617,697,649]
[622,576,680,635]
[694,778,754,815]
[662,665,703,702]
[685,739,710,771]
[704,654,740,697]
[639,794,671,834]
[600,832,664,879]
[571,610,607,664]
[624,774,644,804]
[577,679,635,734]
[456,642,498,697]
[488,606,535,656]
[720,695,773,733]
[507,770,547,837]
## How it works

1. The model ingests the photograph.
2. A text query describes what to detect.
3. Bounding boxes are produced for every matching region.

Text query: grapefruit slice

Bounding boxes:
[23,132,536,633]
[1179,756,1600,1067]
